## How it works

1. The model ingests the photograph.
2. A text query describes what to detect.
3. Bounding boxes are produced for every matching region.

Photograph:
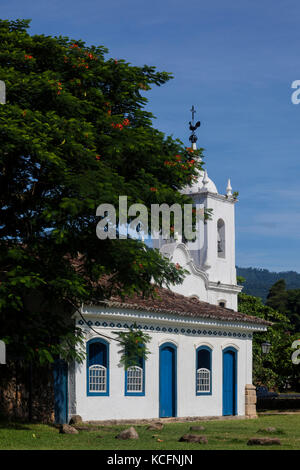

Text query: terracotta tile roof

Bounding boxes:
[99,285,271,327]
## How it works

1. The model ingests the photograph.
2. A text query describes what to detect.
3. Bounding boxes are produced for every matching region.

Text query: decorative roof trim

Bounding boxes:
[190,191,237,204]
[80,304,269,332]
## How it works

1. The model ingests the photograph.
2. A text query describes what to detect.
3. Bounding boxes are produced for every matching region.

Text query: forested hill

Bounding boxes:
[236,267,300,301]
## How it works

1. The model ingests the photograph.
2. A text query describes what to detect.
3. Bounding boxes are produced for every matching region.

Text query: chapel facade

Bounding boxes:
[62,122,270,424]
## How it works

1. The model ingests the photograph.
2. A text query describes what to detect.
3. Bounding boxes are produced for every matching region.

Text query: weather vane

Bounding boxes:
[189,105,200,144]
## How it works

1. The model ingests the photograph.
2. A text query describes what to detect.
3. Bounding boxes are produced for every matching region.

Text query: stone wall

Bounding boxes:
[0,361,55,423]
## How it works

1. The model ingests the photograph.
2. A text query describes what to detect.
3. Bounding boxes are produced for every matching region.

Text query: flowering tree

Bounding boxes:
[0,19,204,364]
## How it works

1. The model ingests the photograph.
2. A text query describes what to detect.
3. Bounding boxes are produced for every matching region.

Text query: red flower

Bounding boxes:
[95,155,101,160]
[24,54,33,60]
[111,123,123,130]
[123,118,130,126]
[114,59,118,64]
[175,263,181,269]
[150,187,157,192]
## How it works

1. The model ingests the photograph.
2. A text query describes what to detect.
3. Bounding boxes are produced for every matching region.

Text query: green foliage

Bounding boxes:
[266,279,288,313]
[237,275,245,285]
[266,279,300,332]
[238,292,300,391]
[113,323,151,369]
[0,19,205,363]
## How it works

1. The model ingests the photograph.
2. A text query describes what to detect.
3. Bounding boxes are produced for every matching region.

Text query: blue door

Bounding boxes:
[159,343,176,417]
[223,348,237,416]
[53,359,68,424]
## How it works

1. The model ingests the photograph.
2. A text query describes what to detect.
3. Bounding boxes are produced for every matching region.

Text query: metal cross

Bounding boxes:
[190,105,196,124]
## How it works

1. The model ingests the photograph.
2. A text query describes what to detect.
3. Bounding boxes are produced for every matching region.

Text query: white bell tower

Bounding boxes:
[178,106,241,310]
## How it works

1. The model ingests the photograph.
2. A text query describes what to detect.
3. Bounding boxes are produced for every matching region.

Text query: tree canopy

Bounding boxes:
[238,292,299,391]
[0,19,204,364]
[266,279,300,332]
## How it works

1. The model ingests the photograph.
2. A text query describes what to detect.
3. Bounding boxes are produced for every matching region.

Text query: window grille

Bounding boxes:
[126,366,143,393]
[196,367,210,393]
[89,364,106,392]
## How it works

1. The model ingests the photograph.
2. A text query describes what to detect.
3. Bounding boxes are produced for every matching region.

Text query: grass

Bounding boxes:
[0,415,300,450]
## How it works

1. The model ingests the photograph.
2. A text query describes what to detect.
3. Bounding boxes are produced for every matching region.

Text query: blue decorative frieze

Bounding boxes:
[76,318,253,339]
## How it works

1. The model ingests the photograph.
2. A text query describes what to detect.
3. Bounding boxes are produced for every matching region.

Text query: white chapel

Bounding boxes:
[62,115,270,424]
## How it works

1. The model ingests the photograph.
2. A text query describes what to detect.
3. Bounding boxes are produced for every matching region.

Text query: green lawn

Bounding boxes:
[0,415,300,450]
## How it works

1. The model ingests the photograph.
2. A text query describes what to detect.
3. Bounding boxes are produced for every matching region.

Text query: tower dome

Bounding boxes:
[181,169,218,195]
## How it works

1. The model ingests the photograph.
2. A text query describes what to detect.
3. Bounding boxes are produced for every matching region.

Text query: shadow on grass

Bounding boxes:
[0,421,31,431]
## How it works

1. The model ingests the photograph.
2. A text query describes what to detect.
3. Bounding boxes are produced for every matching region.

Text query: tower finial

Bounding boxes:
[226,178,232,196]
[202,169,209,188]
[189,105,201,149]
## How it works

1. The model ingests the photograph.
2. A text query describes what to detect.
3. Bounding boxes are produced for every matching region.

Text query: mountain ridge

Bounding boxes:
[236,266,300,301]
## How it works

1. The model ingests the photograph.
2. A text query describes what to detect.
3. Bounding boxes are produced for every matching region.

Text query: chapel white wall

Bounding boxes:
[74,322,254,422]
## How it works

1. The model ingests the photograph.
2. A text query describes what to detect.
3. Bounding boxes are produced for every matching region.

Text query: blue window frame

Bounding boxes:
[125,354,145,396]
[86,338,109,396]
[196,346,212,396]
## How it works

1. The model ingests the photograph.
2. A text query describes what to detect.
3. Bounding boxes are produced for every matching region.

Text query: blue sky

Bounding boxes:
[2,0,300,272]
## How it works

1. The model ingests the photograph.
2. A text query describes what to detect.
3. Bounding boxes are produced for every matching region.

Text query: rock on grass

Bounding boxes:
[116,427,139,440]
[147,422,164,431]
[190,425,205,432]
[69,415,82,425]
[179,434,207,444]
[247,437,281,446]
[59,424,79,434]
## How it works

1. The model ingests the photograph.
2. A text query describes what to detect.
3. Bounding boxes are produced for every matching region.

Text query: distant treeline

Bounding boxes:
[236,266,300,301]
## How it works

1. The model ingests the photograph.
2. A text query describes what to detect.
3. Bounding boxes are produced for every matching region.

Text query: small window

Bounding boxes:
[196,346,212,395]
[219,301,226,308]
[126,366,143,393]
[86,339,109,396]
[125,350,145,396]
[196,368,210,393]
[89,364,106,392]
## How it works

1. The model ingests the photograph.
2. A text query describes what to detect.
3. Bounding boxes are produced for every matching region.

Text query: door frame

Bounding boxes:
[159,342,177,418]
[222,346,237,416]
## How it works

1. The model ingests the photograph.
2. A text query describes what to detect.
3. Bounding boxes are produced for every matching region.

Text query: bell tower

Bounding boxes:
[181,106,241,309]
